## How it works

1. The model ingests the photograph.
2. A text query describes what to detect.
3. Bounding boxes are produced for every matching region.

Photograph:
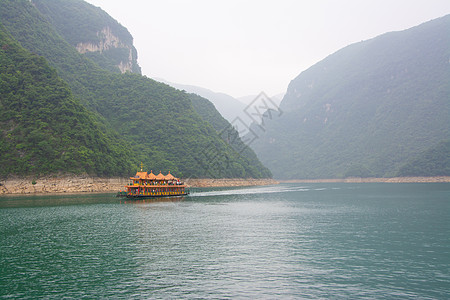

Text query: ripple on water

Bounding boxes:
[1,183,449,298]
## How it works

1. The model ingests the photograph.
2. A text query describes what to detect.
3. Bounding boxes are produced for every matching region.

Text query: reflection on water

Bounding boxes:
[0,193,118,208]
[1,183,449,298]
[0,194,189,209]
[119,196,187,205]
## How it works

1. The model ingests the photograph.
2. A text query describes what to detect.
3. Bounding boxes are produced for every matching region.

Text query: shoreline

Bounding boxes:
[0,176,278,195]
[280,176,450,183]
[1,176,448,195]
[184,178,278,188]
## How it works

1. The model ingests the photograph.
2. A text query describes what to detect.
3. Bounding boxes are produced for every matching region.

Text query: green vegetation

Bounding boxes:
[84,74,270,178]
[249,15,450,179]
[190,93,272,178]
[0,0,271,178]
[0,24,134,176]
[32,0,141,74]
[397,140,450,177]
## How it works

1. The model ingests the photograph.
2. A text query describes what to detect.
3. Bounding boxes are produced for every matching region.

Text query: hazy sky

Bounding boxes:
[84,0,450,98]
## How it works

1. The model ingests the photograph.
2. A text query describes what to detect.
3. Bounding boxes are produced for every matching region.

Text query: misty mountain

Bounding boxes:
[0,0,271,178]
[156,79,252,126]
[397,140,450,177]
[32,0,141,74]
[189,93,272,178]
[237,93,284,107]
[248,15,450,179]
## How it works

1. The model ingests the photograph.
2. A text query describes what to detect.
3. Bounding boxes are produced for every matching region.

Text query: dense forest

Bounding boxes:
[397,140,450,177]
[190,94,272,178]
[0,0,271,178]
[248,15,450,179]
[1,0,447,180]
[0,24,135,176]
[161,80,250,125]
[32,0,141,74]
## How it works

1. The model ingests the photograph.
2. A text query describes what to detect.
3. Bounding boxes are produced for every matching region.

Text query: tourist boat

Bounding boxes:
[119,166,189,199]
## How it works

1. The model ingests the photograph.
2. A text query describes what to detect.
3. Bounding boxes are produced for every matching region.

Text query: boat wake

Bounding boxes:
[190,185,311,197]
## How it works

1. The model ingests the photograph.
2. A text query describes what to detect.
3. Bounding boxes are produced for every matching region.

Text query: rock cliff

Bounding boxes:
[31,0,141,74]
[76,26,134,73]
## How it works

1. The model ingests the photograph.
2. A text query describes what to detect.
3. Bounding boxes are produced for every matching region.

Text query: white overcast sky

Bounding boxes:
[84,0,450,98]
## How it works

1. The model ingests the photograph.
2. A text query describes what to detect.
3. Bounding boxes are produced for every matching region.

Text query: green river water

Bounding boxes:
[1,183,449,298]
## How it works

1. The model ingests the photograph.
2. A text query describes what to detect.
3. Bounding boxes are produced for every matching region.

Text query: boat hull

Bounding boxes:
[125,192,189,199]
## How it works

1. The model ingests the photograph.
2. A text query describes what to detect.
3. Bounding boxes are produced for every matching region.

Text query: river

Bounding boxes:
[1,183,449,298]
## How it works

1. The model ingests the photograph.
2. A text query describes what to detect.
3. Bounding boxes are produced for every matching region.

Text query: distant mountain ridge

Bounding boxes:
[248,15,450,179]
[238,93,284,107]
[189,93,272,178]
[0,0,271,178]
[158,79,285,136]
[156,79,251,126]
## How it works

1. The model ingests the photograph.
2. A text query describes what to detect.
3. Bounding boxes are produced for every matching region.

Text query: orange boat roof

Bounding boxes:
[165,171,177,180]
[130,169,181,181]
[134,171,147,179]
[147,170,156,180]
[155,171,165,180]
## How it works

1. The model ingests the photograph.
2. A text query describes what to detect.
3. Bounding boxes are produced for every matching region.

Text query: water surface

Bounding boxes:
[1,183,449,298]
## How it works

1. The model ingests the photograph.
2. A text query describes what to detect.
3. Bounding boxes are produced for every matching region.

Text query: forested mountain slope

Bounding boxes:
[248,15,450,179]
[190,94,272,178]
[0,0,271,178]
[397,140,450,177]
[32,0,141,74]
[158,79,250,125]
[0,24,134,176]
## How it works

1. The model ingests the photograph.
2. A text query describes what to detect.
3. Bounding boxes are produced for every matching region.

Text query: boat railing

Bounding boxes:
[128,182,185,186]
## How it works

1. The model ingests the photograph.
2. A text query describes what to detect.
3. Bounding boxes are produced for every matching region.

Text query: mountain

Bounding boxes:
[158,80,287,138]
[238,93,284,107]
[156,79,252,126]
[397,140,450,177]
[189,94,272,178]
[248,15,450,179]
[0,23,134,177]
[0,0,271,179]
[32,0,141,74]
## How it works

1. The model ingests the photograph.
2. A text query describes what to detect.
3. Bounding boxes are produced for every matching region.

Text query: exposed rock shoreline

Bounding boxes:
[1,176,448,195]
[281,176,450,183]
[0,176,278,195]
[184,178,278,188]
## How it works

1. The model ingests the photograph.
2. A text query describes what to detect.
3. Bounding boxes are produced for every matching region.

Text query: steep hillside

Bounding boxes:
[32,0,141,74]
[238,93,284,107]
[0,24,134,176]
[190,94,272,178]
[248,15,450,179]
[157,79,251,126]
[397,140,450,177]
[0,0,271,178]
